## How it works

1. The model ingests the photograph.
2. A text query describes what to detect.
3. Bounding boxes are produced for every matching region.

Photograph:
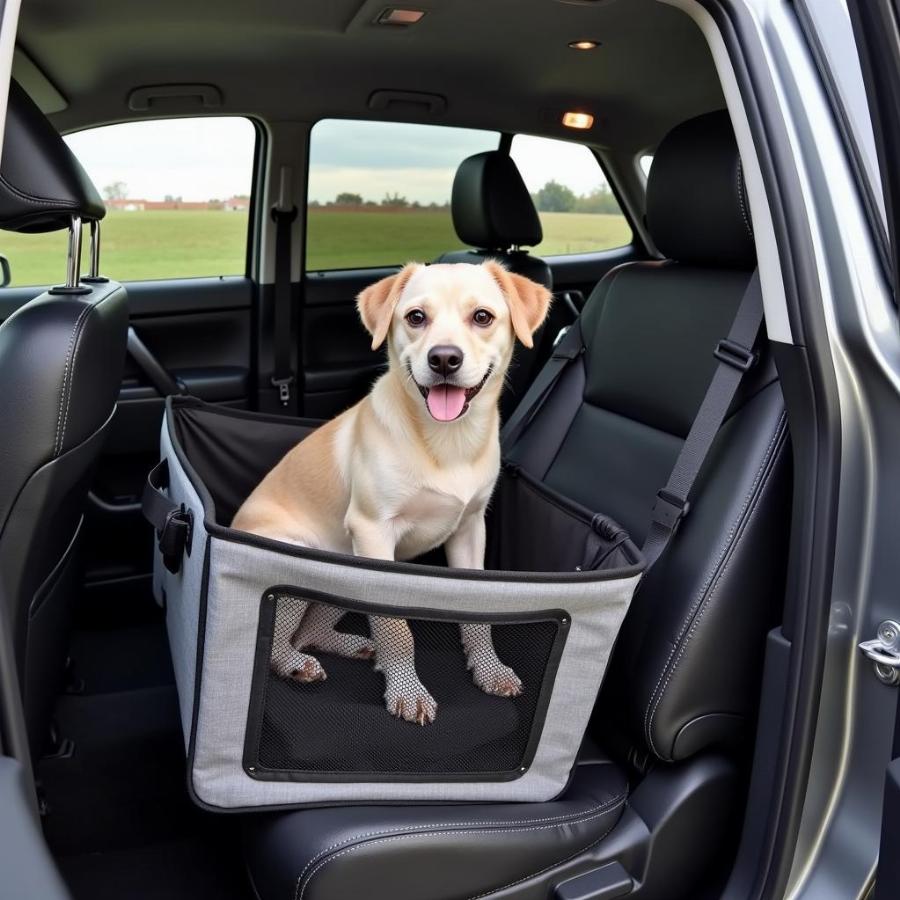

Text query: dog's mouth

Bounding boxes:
[410,366,493,422]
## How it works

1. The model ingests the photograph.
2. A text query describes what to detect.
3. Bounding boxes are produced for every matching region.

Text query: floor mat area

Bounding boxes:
[37,594,253,900]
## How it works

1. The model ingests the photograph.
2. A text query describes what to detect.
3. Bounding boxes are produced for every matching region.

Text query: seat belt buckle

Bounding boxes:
[714,338,756,372]
[158,505,193,574]
[271,375,293,406]
[650,489,690,531]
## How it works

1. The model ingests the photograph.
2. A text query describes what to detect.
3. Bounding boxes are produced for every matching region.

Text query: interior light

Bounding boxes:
[562,111,594,130]
[568,40,600,50]
[376,8,426,26]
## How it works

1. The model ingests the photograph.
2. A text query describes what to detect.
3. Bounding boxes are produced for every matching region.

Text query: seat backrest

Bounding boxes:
[508,111,791,768]
[0,82,128,755]
[436,150,554,418]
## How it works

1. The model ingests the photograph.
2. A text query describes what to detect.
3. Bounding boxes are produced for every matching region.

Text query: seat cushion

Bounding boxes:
[244,756,627,900]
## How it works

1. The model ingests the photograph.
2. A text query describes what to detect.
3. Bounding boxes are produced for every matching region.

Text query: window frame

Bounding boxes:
[303,116,503,274]
[0,113,264,288]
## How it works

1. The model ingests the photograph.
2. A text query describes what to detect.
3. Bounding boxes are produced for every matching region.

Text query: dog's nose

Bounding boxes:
[428,345,464,377]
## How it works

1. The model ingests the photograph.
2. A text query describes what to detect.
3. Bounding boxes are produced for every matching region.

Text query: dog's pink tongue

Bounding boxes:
[426,384,467,421]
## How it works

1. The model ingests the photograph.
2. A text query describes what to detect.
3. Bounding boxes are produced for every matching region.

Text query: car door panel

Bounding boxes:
[83,277,253,585]
[301,267,396,418]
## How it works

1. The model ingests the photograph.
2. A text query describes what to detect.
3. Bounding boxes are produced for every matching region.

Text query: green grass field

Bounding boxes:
[0,209,632,286]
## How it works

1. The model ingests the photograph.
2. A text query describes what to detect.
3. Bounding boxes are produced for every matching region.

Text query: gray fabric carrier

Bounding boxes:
[147,396,644,811]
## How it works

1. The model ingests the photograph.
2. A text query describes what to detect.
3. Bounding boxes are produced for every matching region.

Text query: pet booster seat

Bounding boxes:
[143,381,644,811]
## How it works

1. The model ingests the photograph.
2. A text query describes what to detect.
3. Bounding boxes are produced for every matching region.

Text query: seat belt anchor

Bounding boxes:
[271,374,294,406]
[650,489,690,531]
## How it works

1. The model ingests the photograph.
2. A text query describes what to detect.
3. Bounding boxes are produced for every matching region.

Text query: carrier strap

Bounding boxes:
[642,269,764,568]
[142,459,193,574]
[271,203,299,411]
[500,319,584,451]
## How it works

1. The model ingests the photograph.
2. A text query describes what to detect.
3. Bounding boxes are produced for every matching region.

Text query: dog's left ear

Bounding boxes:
[483,261,553,349]
[357,263,419,350]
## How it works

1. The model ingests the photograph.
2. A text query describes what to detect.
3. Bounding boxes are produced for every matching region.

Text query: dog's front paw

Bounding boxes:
[385,682,438,725]
[271,651,327,683]
[472,662,523,698]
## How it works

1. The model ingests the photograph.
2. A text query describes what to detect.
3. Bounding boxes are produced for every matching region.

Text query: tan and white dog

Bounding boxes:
[232,261,551,724]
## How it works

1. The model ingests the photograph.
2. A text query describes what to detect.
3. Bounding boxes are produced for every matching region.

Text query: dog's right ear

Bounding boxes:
[357,263,419,350]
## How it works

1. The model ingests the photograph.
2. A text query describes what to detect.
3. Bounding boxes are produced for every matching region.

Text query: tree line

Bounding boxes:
[311,181,620,214]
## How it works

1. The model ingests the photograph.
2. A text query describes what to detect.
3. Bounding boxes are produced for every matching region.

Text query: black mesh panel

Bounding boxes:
[244,592,565,781]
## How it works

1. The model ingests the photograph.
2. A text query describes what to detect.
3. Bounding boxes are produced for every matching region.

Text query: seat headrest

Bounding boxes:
[646,110,755,269]
[451,151,542,251]
[0,81,105,233]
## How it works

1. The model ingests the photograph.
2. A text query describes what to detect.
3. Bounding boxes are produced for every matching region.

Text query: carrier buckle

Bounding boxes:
[714,338,756,372]
[271,375,293,405]
[651,489,689,531]
[158,505,193,574]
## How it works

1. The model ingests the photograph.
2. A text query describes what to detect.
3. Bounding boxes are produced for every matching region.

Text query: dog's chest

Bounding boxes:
[392,478,485,559]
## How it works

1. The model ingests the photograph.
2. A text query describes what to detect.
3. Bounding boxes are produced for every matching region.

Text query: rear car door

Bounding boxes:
[0,114,261,598]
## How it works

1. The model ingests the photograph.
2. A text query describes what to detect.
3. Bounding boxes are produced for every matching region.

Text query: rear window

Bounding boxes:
[0,116,257,286]
[305,119,499,271]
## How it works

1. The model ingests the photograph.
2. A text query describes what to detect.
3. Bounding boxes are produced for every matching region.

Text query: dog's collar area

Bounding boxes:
[409,365,494,421]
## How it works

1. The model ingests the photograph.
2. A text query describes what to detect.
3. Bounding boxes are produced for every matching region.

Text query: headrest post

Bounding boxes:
[65,215,83,289]
[88,219,101,279]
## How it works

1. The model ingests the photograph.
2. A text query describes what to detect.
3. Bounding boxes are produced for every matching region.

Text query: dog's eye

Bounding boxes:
[473,309,494,327]
[405,309,427,327]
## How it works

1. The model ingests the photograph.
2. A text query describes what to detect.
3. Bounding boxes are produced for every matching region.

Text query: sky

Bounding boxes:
[63,116,612,204]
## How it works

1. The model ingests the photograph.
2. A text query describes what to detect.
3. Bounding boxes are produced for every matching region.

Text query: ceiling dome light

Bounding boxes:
[562,111,594,130]
[568,40,600,50]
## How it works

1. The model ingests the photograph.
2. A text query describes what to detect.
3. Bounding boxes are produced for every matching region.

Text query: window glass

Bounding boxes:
[640,154,653,177]
[510,135,632,254]
[0,117,256,286]
[306,120,499,270]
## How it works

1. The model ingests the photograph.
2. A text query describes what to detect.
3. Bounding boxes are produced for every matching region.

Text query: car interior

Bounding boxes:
[0,1,798,898]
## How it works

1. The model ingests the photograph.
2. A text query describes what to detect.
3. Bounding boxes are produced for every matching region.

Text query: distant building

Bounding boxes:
[105,197,247,211]
[224,195,250,211]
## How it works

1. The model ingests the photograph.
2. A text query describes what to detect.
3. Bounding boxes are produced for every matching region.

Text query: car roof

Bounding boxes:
[16,0,724,152]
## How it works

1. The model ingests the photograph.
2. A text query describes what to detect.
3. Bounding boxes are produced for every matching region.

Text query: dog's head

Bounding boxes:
[357,261,552,423]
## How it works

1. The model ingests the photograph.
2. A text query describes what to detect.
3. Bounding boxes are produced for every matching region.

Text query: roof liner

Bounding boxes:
[16,0,724,152]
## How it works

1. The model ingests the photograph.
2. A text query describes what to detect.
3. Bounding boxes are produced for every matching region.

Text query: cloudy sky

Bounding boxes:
[64,116,610,204]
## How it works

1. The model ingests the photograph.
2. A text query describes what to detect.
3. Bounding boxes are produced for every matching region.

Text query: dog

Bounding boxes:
[232,261,552,724]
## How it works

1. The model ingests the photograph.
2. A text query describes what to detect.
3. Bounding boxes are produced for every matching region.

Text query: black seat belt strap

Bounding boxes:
[501,319,584,451]
[642,269,764,568]
[271,201,298,410]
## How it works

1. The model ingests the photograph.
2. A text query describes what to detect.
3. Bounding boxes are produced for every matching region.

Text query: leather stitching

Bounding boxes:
[294,791,627,900]
[292,763,619,894]
[54,285,122,457]
[54,304,92,457]
[737,164,753,239]
[0,171,78,210]
[643,412,787,758]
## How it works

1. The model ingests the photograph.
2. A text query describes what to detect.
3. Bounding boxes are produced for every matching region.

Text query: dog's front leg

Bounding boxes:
[446,512,523,698]
[348,513,438,726]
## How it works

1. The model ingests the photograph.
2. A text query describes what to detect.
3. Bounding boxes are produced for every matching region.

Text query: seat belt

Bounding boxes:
[500,318,584,450]
[270,167,298,411]
[642,269,764,567]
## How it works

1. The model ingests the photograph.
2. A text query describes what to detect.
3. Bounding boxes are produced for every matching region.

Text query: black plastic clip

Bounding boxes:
[714,338,756,372]
[650,489,690,531]
[158,505,193,574]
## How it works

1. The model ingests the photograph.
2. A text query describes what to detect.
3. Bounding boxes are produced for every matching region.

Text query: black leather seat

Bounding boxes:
[244,111,790,900]
[435,151,554,419]
[0,82,128,757]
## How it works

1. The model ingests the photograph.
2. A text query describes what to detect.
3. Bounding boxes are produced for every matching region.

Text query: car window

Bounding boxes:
[0,117,256,286]
[640,154,653,177]
[510,135,633,254]
[306,119,499,271]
